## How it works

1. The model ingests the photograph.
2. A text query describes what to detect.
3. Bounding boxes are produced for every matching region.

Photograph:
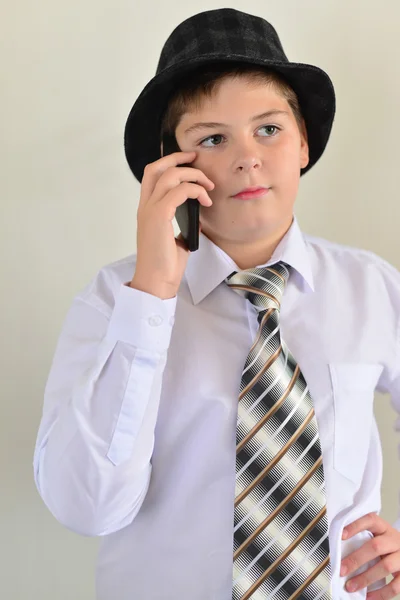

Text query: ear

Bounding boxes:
[299,119,309,170]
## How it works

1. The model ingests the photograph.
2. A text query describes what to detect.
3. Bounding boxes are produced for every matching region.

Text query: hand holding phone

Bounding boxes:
[161,133,204,252]
[130,135,214,299]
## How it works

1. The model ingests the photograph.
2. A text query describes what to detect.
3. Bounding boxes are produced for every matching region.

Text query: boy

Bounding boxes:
[33,8,400,600]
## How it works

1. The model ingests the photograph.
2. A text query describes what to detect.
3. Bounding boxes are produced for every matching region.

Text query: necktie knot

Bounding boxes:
[225,260,291,313]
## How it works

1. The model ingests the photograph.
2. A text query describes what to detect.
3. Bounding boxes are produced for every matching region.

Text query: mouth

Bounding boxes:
[232,187,270,200]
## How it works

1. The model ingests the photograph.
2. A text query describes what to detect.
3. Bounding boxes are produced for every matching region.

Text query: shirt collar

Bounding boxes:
[185,214,315,305]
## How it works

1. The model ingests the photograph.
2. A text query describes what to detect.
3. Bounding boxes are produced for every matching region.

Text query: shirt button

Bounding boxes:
[148,315,163,327]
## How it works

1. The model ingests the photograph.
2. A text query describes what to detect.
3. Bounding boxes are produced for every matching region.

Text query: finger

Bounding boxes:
[151,168,214,206]
[341,538,381,577]
[161,183,213,214]
[343,555,397,594]
[141,152,197,201]
[342,532,400,579]
[364,572,400,599]
[343,513,386,539]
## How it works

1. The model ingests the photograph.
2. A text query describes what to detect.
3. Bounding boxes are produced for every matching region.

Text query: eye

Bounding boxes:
[199,134,224,148]
[258,125,280,136]
[198,125,280,148]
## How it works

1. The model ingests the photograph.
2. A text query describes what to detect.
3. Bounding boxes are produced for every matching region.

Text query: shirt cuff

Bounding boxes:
[105,282,177,353]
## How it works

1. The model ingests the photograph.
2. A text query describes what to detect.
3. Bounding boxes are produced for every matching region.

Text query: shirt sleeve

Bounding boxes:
[374,258,400,532]
[390,345,400,533]
[384,329,400,532]
[33,281,177,537]
[391,353,400,532]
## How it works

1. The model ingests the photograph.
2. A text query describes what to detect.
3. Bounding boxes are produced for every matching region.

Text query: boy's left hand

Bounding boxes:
[340,512,400,598]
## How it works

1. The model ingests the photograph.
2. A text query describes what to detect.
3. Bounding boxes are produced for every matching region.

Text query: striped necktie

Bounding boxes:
[225,261,332,600]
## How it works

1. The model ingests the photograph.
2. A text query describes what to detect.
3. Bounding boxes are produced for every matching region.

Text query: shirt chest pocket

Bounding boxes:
[328,363,383,488]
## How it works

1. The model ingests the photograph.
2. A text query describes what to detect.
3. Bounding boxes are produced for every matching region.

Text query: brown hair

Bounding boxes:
[159,62,306,141]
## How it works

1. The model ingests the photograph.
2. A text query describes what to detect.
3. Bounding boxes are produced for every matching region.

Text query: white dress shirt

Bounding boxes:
[33,214,400,599]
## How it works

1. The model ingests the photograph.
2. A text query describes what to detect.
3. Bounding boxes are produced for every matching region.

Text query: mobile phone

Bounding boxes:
[161,132,200,252]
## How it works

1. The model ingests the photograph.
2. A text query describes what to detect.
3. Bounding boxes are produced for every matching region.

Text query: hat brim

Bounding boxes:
[124,55,336,182]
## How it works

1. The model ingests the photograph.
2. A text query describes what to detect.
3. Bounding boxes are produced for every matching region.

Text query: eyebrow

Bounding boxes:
[183,109,290,135]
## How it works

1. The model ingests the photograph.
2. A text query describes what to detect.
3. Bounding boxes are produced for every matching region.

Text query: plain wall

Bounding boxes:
[2,0,400,598]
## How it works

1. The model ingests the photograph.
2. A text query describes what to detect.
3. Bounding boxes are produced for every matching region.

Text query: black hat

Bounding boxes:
[124,8,336,182]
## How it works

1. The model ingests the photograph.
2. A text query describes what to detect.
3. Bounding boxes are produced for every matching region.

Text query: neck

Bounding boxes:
[202,215,294,270]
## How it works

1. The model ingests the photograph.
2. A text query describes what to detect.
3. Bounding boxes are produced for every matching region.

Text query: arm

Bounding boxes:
[388,311,400,532]
[367,256,400,532]
[381,287,400,532]
[33,281,177,537]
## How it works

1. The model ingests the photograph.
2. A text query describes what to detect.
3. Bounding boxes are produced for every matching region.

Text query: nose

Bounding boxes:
[232,140,262,172]
[236,157,261,172]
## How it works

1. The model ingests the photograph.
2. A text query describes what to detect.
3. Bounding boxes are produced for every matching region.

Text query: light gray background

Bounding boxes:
[2,1,400,598]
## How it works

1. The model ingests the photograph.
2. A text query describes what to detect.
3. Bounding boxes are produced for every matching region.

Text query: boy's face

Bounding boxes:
[174,76,309,264]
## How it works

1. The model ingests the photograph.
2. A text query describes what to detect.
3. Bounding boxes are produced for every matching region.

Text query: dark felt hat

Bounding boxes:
[124,8,336,182]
